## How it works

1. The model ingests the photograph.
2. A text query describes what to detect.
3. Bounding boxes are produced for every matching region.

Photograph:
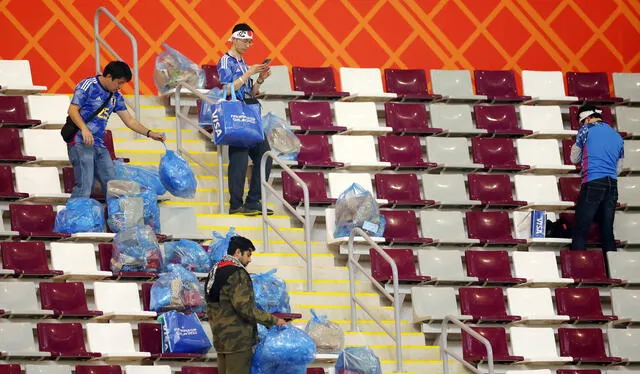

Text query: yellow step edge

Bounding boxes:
[161,201,275,207]
[293,305,394,310]
[115,127,190,133]
[381,359,458,364]
[199,226,303,232]
[290,291,379,297]
[253,253,333,258]
[114,138,203,143]
[197,213,290,219]
[345,345,437,349]
[116,149,212,155]
[253,240,322,245]
[139,105,165,109]
[344,332,424,336]
[128,161,225,168]
[285,280,357,285]
[296,319,411,324]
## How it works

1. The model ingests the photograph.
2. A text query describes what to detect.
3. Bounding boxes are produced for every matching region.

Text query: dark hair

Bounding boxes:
[232,23,253,33]
[227,235,255,255]
[577,103,603,123]
[103,61,132,81]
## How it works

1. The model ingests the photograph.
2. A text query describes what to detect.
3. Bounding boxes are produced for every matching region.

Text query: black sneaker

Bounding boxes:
[229,207,244,215]
[242,205,274,216]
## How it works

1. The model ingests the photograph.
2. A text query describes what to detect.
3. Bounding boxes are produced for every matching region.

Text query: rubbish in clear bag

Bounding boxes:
[54,198,106,233]
[111,225,162,273]
[335,347,382,374]
[208,227,236,265]
[251,325,316,374]
[150,263,205,313]
[251,269,291,313]
[263,112,300,161]
[159,145,197,198]
[106,180,144,233]
[115,159,166,195]
[304,309,345,354]
[198,87,225,126]
[334,183,386,238]
[153,43,204,94]
[139,187,161,234]
[159,311,212,354]
[163,239,211,273]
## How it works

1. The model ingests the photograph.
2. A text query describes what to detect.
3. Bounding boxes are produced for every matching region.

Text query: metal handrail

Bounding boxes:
[441,315,495,374]
[347,228,404,372]
[174,82,224,213]
[260,151,312,291]
[94,6,140,122]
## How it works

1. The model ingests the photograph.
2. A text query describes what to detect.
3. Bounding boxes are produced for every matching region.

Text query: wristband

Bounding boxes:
[146,130,151,138]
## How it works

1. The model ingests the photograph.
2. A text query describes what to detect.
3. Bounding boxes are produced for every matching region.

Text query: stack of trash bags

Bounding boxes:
[106,180,160,233]
[334,183,386,238]
[110,225,163,274]
[251,269,291,313]
[54,197,106,233]
[335,347,382,374]
[209,227,236,265]
[149,263,205,313]
[304,309,345,354]
[162,239,211,273]
[251,325,316,374]
[114,159,166,196]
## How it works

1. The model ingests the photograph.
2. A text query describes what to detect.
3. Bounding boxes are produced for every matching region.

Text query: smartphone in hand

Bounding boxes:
[263,58,272,65]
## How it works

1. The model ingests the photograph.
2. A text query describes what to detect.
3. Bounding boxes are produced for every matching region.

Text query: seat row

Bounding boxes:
[0,364,325,374]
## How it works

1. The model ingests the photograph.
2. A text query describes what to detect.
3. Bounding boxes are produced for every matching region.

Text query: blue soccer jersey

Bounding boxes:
[575,121,624,182]
[70,75,127,147]
[217,53,253,100]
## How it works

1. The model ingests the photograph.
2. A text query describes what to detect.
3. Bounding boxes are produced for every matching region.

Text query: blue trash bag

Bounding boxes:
[198,87,225,126]
[334,183,386,238]
[163,239,211,273]
[111,225,162,273]
[263,112,300,161]
[251,325,316,374]
[114,159,166,196]
[139,187,161,234]
[304,309,345,354]
[150,263,205,313]
[154,43,204,94]
[159,311,212,354]
[208,227,236,265]
[251,269,291,313]
[159,145,197,198]
[335,347,382,374]
[106,180,144,233]
[54,198,106,233]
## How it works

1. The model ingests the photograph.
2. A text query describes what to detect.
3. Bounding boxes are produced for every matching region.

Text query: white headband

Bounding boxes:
[228,30,254,42]
[578,109,602,123]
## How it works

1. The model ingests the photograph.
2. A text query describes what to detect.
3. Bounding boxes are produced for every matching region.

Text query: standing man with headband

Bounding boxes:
[570,104,624,259]
[217,23,274,216]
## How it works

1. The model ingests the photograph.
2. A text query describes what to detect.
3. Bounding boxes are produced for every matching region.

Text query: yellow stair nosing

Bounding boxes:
[253,253,333,258]
[290,291,378,297]
[116,149,211,155]
[344,331,424,336]
[197,226,303,232]
[293,304,394,310]
[197,213,290,219]
[295,319,412,324]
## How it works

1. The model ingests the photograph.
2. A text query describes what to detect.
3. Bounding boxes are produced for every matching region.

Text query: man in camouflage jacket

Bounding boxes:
[205,235,286,374]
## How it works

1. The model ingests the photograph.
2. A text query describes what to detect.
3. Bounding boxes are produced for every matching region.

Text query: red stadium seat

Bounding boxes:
[383,69,442,102]
[462,326,524,363]
[201,64,222,89]
[281,171,335,206]
[378,135,437,170]
[558,328,622,363]
[0,365,21,374]
[473,105,532,136]
[559,250,622,285]
[0,165,28,200]
[292,67,348,100]
[474,70,531,103]
[459,287,521,322]
[103,130,128,162]
[37,322,100,359]
[296,135,343,168]
[0,96,41,127]
[467,174,525,208]
[568,106,615,131]
[465,212,526,245]
[181,368,218,374]
[566,72,624,104]
[369,248,430,283]
[465,250,525,284]
[61,167,106,200]
[288,101,346,133]
[555,287,617,322]
[374,173,434,207]
[384,102,442,135]
[0,241,62,277]
[0,128,36,162]
[9,203,70,239]
[380,210,433,245]
[75,366,123,374]
[471,138,529,171]
[39,282,102,318]
[138,323,204,360]
[558,177,581,204]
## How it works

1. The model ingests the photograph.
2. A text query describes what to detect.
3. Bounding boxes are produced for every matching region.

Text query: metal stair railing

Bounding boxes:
[441,315,495,374]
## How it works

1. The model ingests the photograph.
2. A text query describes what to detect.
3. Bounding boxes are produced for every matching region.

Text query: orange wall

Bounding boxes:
[1,0,639,95]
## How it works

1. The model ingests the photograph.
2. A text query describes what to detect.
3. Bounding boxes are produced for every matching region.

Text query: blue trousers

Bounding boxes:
[67,143,115,198]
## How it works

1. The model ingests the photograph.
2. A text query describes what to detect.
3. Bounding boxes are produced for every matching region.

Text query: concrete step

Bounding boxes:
[291,318,419,334]
[288,291,383,308]
[195,213,292,229]
[252,253,336,267]
[380,360,464,374]
[196,226,305,242]
[342,331,428,347]
[114,139,209,153]
[160,200,287,215]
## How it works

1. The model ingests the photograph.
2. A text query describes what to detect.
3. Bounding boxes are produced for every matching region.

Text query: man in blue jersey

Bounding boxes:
[217,23,274,215]
[570,104,624,254]
[67,61,165,198]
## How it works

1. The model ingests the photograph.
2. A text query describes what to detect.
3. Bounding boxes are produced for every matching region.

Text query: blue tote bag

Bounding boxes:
[211,84,264,148]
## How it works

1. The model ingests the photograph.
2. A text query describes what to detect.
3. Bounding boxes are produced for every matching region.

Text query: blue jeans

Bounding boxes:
[227,139,272,210]
[67,144,115,198]
[571,176,618,252]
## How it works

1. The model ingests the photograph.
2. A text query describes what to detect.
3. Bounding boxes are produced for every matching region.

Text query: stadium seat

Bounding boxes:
[282,171,335,207]
[615,212,640,246]
[0,281,53,317]
[369,248,431,283]
[379,210,433,245]
[568,105,615,131]
[159,206,207,241]
[383,68,442,102]
[288,101,345,133]
[9,203,69,239]
[339,67,396,102]
[327,172,379,202]
[22,129,69,163]
[0,364,21,374]
[511,251,573,286]
[430,69,487,103]
[181,368,218,374]
[331,135,391,169]
[560,250,622,285]
[555,287,617,322]
[616,106,640,137]
[467,174,526,208]
[383,102,443,135]
[417,249,478,284]
[201,64,222,89]
[124,365,171,374]
[0,128,36,162]
[624,140,640,173]
[98,243,158,280]
[514,175,573,210]
[521,70,578,105]
[555,371,602,374]
[0,96,40,127]
[296,135,343,168]
[37,322,100,358]
[377,135,437,170]
[93,282,156,320]
[561,139,579,168]
[607,251,640,284]
[425,137,482,171]
[61,167,106,200]
[611,289,640,323]
[411,286,470,323]
[473,105,531,136]
[566,72,624,104]
[558,176,581,205]
[14,166,68,203]
[473,70,531,103]
[324,207,385,246]
[259,100,287,120]
[138,323,204,361]
[0,165,28,200]
[0,241,61,278]
[422,174,480,207]
[26,366,73,374]
[465,212,525,245]
[429,103,486,136]
[462,326,523,363]
[0,210,17,239]
[419,211,480,246]
[471,138,529,171]
[140,283,153,313]
[255,65,303,99]
[334,102,392,134]
[509,327,572,363]
[50,242,111,279]
[613,72,640,103]
[608,329,640,362]
[465,250,525,284]
[516,139,576,173]
[27,95,70,126]
[557,328,622,363]
[86,323,150,359]
[75,365,123,374]
[291,66,348,100]
[506,288,570,323]
[0,60,47,94]
[374,173,434,207]
[0,322,48,358]
[458,287,520,322]
[559,212,617,247]
[519,105,576,138]
[39,281,101,318]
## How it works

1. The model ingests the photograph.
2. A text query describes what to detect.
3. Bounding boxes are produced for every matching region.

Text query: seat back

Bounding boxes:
[14,166,62,195]
[9,203,56,233]
[25,366,73,374]
[0,241,50,272]
[607,251,640,283]
[297,135,333,164]
[124,366,171,374]
[560,213,601,242]
[611,289,640,321]
[471,138,518,167]
[459,287,508,317]
[39,282,90,314]
[22,129,68,161]
[419,210,469,241]
[102,130,119,161]
[421,174,471,202]
[430,69,475,97]
[429,103,476,132]
[334,102,379,130]
[379,210,421,240]
[555,288,603,317]
[374,173,422,202]
[567,72,612,99]
[558,328,608,359]
[259,100,287,119]
[384,68,429,95]
[519,105,565,132]
[462,327,511,361]
[613,72,640,101]
[282,171,329,205]
[607,329,640,361]
[512,251,564,281]
[384,102,431,132]
[568,106,614,130]
[201,64,222,89]
[0,322,39,353]
[0,364,21,374]
[0,128,25,159]
[510,327,562,359]
[411,286,459,321]
[50,242,101,273]
[516,139,564,167]
[378,135,424,165]
[558,177,581,203]
[560,250,607,280]
[75,365,123,374]
[514,175,562,203]
[506,288,556,318]
[27,95,70,124]
[624,140,640,169]
[473,105,519,132]
[614,212,640,243]
[521,70,568,98]
[465,250,513,279]
[258,65,294,93]
[615,106,640,134]
[141,283,152,312]
[159,206,200,238]
[466,211,513,240]
[618,177,640,206]
[94,282,144,314]
[417,249,467,281]
[468,174,514,202]
[331,135,380,164]
[292,67,339,93]
[474,70,519,98]
[288,101,333,130]
[181,367,218,374]
[0,165,17,194]
[327,172,374,199]
[370,248,418,281]
[339,67,386,95]
[0,281,40,311]
[37,322,89,355]
[86,323,137,355]
[426,137,473,165]
[0,96,29,123]
[137,323,163,354]
[0,60,37,87]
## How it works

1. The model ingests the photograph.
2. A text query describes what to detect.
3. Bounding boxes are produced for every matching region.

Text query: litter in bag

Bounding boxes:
[159,310,212,354]
[251,325,316,374]
[304,309,345,354]
[139,187,160,234]
[54,198,106,233]
[208,227,236,265]
[198,87,225,126]
[211,84,264,147]
[263,112,300,161]
[150,263,205,313]
[163,239,211,273]
[115,159,166,195]
[251,269,291,313]
[153,43,204,94]
[159,145,197,198]
[106,180,144,233]
[111,225,162,273]
[335,347,382,374]
[334,183,386,238]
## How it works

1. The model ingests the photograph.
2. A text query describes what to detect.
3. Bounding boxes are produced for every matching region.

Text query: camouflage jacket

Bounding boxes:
[206,263,275,353]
